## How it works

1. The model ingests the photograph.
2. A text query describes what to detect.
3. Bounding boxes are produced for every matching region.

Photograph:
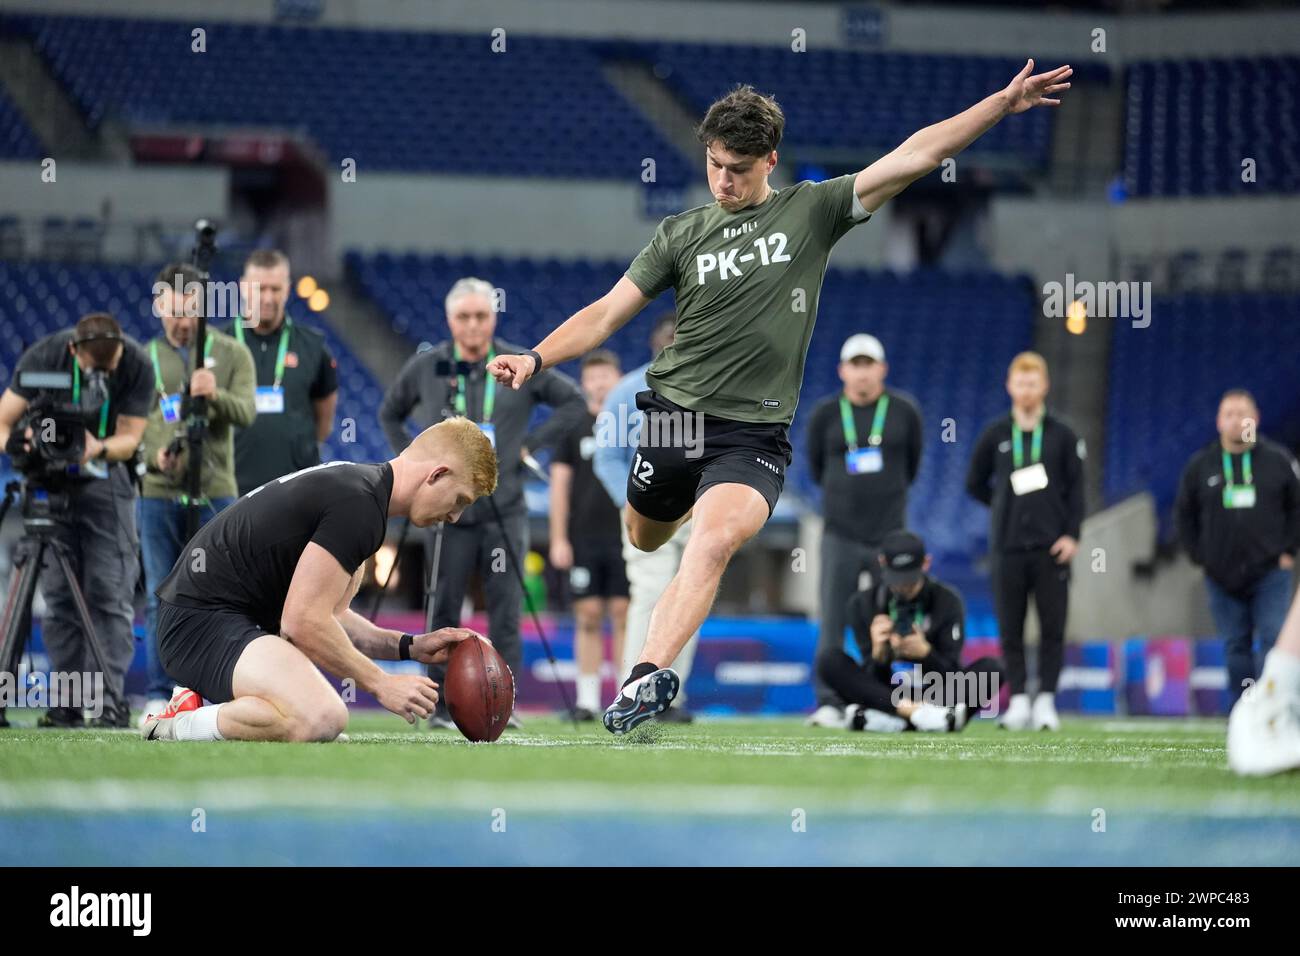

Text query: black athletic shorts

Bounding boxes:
[626,389,792,523]
[569,538,630,600]
[157,599,268,704]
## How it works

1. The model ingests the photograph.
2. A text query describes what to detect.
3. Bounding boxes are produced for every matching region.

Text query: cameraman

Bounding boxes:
[138,263,257,720]
[0,313,152,727]
[816,530,1004,732]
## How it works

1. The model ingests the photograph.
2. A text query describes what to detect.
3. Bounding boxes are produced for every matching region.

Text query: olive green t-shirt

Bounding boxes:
[625,173,869,424]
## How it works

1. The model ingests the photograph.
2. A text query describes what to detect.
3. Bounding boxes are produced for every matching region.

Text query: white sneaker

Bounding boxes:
[138,698,169,730]
[999,693,1031,730]
[1228,676,1300,776]
[908,702,967,732]
[805,704,847,728]
[845,704,907,733]
[1032,692,1061,731]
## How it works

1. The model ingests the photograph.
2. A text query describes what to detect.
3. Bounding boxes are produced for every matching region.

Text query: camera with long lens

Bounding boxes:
[3,368,109,483]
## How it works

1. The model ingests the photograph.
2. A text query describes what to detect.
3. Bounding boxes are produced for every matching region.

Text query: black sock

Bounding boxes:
[622,662,659,688]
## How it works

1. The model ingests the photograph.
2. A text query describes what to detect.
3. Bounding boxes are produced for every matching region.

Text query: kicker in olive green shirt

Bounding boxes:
[625,172,870,425]
[140,329,257,501]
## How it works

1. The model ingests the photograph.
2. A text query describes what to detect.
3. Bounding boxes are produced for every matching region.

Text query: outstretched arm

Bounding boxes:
[854,59,1071,214]
[488,276,650,389]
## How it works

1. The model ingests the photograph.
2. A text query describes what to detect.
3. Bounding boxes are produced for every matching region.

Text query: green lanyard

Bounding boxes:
[1011,413,1044,469]
[1222,449,1253,487]
[234,317,292,389]
[71,362,110,439]
[150,336,213,395]
[888,596,924,632]
[839,393,889,451]
[453,344,496,422]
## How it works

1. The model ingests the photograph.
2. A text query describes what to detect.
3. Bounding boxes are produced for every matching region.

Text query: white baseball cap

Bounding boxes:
[840,333,885,363]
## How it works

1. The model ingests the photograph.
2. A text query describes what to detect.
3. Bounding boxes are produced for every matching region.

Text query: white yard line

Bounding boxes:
[0,775,1295,819]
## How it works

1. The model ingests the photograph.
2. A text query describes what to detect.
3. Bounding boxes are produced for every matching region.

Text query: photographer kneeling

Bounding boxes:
[0,313,153,727]
[816,530,1004,732]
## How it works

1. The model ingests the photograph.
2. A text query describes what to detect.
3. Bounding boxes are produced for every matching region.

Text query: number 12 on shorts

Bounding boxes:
[633,452,654,484]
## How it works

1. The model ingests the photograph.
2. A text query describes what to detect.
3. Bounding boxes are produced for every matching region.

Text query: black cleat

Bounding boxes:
[602,668,680,735]
[37,706,84,729]
[657,706,694,724]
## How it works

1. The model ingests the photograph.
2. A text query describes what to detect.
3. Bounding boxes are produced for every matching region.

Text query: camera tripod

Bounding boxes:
[0,480,111,726]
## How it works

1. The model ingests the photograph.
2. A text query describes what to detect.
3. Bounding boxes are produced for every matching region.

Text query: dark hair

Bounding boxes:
[154,261,204,289]
[73,313,124,368]
[581,348,621,373]
[1220,388,1258,408]
[695,85,784,157]
[244,248,290,272]
[650,312,676,352]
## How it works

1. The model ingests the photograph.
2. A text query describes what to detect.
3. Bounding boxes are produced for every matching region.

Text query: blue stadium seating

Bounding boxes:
[0,260,390,467]
[1105,292,1300,526]
[0,85,42,159]
[348,250,1036,558]
[4,14,693,185]
[634,42,1056,163]
[1124,58,1300,196]
[4,14,1066,180]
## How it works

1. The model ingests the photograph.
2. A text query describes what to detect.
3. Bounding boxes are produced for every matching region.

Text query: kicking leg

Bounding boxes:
[604,483,767,734]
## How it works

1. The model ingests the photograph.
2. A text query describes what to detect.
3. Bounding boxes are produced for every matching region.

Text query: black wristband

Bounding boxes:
[523,349,543,376]
[398,633,414,661]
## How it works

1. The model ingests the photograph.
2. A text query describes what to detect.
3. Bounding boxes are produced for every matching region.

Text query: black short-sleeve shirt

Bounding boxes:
[12,329,154,427]
[553,409,622,545]
[156,460,392,634]
[225,317,340,494]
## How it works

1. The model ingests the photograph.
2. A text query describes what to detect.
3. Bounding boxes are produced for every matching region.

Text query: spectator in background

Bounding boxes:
[966,351,1084,732]
[1176,389,1300,704]
[804,333,922,727]
[138,263,257,723]
[224,249,338,495]
[379,277,585,729]
[549,350,628,721]
[818,530,1003,732]
[592,313,697,722]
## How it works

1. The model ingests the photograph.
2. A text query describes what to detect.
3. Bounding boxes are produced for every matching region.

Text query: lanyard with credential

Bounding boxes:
[453,344,496,422]
[150,336,213,395]
[1011,414,1044,469]
[839,394,889,451]
[72,361,110,439]
[1223,449,1253,486]
[235,317,292,388]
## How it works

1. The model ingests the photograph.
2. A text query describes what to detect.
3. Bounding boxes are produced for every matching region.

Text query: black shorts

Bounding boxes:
[569,539,629,600]
[626,389,792,523]
[157,599,269,704]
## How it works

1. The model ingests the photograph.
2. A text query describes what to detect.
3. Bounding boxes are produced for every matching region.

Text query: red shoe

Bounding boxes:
[141,687,201,741]
[154,687,201,720]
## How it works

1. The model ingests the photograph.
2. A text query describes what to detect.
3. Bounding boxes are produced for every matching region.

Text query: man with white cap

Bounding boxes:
[804,333,923,726]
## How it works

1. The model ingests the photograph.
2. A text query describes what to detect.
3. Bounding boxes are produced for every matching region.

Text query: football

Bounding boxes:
[444,637,515,742]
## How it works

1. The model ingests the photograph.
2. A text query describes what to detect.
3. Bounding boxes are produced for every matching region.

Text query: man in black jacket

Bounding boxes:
[1176,389,1300,704]
[804,333,923,727]
[380,277,586,729]
[966,351,1084,732]
[817,531,1003,732]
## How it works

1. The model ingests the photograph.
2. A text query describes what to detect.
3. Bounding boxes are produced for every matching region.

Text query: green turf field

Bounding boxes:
[1,713,1296,865]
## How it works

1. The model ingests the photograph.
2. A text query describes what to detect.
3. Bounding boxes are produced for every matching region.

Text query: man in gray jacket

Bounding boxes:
[380,277,585,728]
